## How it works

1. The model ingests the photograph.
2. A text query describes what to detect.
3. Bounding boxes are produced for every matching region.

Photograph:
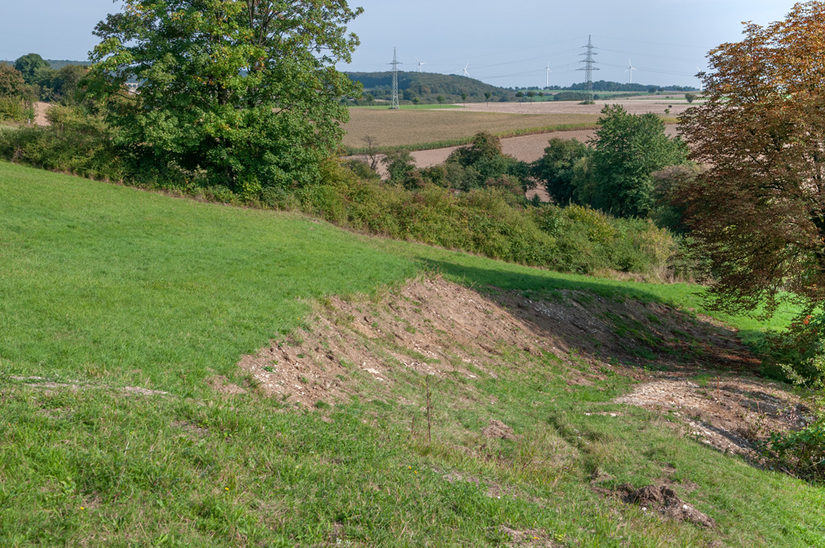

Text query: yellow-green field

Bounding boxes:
[342,108,599,150]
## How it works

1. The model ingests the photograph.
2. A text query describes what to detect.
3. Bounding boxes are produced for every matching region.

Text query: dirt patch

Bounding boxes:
[615,378,809,459]
[482,419,517,440]
[33,102,51,126]
[206,375,247,395]
[240,276,549,406]
[8,376,170,397]
[489,288,757,376]
[498,525,561,547]
[617,484,716,529]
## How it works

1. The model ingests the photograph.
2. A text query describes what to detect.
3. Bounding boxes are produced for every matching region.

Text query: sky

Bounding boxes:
[0,0,801,88]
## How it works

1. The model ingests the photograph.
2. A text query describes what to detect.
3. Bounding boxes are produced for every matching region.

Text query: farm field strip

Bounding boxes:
[342,109,600,149]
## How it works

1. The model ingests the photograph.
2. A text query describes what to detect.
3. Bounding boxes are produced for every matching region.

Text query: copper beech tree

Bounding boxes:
[678,1,825,313]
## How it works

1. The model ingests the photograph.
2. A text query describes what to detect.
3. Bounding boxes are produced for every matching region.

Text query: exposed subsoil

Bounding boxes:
[615,377,809,459]
[238,277,805,462]
[617,484,716,529]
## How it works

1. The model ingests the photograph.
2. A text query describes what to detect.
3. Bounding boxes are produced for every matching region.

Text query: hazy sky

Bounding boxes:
[0,1,801,87]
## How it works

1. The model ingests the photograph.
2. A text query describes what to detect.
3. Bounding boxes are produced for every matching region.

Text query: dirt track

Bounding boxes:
[34,102,50,126]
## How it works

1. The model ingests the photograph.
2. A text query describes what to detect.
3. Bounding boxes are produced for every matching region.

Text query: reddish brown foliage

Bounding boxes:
[678,1,825,312]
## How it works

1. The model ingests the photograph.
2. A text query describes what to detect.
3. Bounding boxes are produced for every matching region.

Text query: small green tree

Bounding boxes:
[0,64,32,99]
[383,150,422,189]
[589,105,687,217]
[89,0,362,194]
[530,138,590,205]
[14,53,50,85]
[50,65,89,105]
[0,64,35,122]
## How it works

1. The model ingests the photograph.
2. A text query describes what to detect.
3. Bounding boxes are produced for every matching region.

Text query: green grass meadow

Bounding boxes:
[1,161,823,546]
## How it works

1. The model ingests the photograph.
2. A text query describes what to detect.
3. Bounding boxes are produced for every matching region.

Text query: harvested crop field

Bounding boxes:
[457,96,695,117]
[343,108,599,149]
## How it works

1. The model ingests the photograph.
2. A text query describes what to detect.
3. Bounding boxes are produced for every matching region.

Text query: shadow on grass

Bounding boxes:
[420,257,768,375]
[420,257,700,302]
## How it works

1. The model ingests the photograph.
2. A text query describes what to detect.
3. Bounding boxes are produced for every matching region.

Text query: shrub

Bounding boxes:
[0,105,123,180]
[764,415,825,483]
[760,312,825,388]
[0,97,33,123]
[530,203,678,276]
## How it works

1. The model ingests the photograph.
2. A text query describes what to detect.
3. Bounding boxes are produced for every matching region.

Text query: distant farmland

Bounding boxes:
[342,95,688,152]
[342,108,600,151]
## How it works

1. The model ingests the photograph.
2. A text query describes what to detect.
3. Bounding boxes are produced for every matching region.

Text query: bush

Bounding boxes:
[0,97,33,123]
[530,203,678,276]
[760,312,825,388]
[0,105,123,180]
[764,414,825,483]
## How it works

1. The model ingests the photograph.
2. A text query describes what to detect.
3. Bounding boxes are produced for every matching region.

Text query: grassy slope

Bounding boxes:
[1,162,823,546]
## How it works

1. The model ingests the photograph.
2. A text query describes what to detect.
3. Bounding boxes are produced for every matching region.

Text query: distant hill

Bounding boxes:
[0,59,91,69]
[346,72,698,105]
[345,71,515,104]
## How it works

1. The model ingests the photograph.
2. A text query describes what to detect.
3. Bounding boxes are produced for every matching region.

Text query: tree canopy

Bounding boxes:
[0,65,32,99]
[678,0,825,312]
[89,0,362,195]
[14,53,50,85]
[530,138,589,205]
[590,105,687,218]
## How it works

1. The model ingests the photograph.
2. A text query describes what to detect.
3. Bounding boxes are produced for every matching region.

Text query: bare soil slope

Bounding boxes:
[239,277,805,461]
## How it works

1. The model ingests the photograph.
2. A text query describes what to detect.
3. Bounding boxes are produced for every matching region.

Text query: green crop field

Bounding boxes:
[1,161,822,546]
[342,109,599,151]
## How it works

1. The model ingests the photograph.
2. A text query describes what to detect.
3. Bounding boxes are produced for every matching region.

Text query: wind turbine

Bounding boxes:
[545,63,552,88]
[626,59,637,84]
[416,58,426,73]
[462,62,471,78]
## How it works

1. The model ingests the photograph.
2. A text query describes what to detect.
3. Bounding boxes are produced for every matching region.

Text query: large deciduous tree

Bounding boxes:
[590,105,687,218]
[89,0,362,195]
[678,1,825,312]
